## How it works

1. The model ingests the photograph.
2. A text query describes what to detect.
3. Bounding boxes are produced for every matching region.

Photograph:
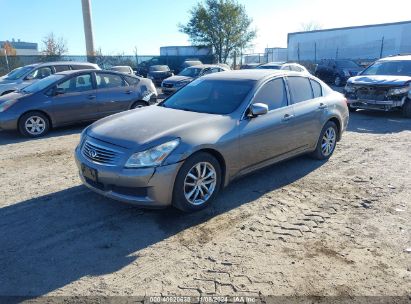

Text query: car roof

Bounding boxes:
[29,61,99,67]
[189,64,229,70]
[380,55,411,61]
[201,69,306,81]
[260,62,286,67]
[110,65,132,68]
[55,69,135,77]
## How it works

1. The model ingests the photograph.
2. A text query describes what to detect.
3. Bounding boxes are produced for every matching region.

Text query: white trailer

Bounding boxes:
[160,46,212,57]
[287,20,411,62]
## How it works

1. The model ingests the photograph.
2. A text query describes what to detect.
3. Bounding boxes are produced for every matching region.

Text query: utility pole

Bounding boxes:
[81,0,95,61]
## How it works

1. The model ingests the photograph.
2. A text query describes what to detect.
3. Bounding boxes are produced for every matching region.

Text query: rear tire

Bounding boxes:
[402,99,411,118]
[311,121,338,160]
[172,152,222,212]
[131,101,148,109]
[18,111,50,138]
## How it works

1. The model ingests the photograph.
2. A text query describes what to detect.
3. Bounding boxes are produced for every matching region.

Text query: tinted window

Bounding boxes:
[56,74,93,93]
[179,67,202,77]
[27,67,53,79]
[287,77,313,103]
[71,64,95,70]
[310,79,322,98]
[54,65,70,72]
[22,75,65,93]
[96,73,126,89]
[253,78,288,111]
[361,61,411,77]
[125,76,140,86]
[161,79,254,115]
[5,66,34,80]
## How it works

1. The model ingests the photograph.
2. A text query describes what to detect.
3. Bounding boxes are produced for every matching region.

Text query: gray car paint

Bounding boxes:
[0,70,157,131]
[76,70,348,207]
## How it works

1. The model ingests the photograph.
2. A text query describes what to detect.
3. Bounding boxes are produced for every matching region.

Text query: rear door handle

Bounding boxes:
[318,103,328,109]
[282,114,294,121]
[88,94,96,100]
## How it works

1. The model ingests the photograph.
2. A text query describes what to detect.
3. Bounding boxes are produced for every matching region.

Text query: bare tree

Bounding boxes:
[1,42,17,56]
[41,33,68,56]
[299,21,323,32]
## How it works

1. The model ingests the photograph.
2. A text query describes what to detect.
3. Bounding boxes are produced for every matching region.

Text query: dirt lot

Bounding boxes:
[0,110,410,298]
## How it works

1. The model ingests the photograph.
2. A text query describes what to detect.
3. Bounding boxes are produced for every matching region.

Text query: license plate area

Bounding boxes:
[81,164,98,182]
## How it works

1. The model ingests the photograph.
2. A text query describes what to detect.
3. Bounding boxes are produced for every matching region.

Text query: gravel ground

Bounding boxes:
[0,109,410,298]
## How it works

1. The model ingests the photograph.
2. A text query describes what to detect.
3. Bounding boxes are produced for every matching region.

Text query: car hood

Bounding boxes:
[347,75,411,86]
[162,75,193,84]
[0,79,20,86]
[0,91,25,103]
[87,105,228,150]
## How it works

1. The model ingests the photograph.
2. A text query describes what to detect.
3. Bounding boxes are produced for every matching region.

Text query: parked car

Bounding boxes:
[315,59,363,86]
[0,70,157,137]
[344,55,411,117]
[240,63,263,69]
[75,70,348,212]
[161,64,229,95]
[256,62,310,73]
[180,60,203,71]
[0,62,100,96]
[147,65,174,86]
[109,66,134,75]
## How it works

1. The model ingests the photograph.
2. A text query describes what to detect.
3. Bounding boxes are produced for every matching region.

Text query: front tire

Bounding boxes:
[18,111,50,138]
[131,101,148,109]
[172,152,222,212]
[402,99,411,118]
[311,121,338,160]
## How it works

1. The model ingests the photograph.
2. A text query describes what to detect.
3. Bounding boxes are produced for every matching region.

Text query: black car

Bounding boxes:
[147,65,173,86]
[0,70,157,137]
[344,55,411,117]
[315,59,363,86]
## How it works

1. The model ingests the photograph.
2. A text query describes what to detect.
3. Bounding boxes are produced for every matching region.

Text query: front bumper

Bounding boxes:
[0,111,19,131]
[347,97,406,111]
[74,144,182,207]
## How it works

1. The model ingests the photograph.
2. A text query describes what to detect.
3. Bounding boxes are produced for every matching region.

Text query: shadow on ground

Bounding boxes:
[347,110,411,134]
[0,155,324,296]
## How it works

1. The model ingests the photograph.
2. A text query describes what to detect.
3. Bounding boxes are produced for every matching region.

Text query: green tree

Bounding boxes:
[179,0,256,63]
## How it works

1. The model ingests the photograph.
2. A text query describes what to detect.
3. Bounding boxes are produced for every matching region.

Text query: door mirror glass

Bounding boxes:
[249,103,268,117]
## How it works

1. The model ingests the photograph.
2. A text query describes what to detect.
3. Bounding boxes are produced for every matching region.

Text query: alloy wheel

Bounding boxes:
[321,127,336,157]
[25,116,46,136]
[184,162,217,206]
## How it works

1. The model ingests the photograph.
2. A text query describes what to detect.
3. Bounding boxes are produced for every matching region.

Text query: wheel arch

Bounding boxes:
[130,100,149,109]
[189,148,227,188]
[18,110,53,129]
[326,116,342,141]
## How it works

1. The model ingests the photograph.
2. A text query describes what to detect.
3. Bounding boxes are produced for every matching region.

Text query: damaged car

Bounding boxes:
[344,55,411,117]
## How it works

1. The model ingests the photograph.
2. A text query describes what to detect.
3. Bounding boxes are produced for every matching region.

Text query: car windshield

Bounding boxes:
[336,60,360,68]
[360,61,411,77]
[150,65,169,72]
[178,67,202,77]
[161,79,254,115]
[4,66,34,80]
[21,75,65,93]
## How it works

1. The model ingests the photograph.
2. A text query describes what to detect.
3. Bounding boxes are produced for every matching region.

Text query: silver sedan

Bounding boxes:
[75,70,349,212]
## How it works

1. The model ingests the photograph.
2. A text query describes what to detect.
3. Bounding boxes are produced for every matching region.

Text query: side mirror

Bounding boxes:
[54,87,65,96]
[25,75,34,81]
[248,103,268,117]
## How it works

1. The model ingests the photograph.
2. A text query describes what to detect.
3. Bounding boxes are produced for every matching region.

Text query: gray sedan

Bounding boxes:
[0,70,157,137]
[75,70,349,212]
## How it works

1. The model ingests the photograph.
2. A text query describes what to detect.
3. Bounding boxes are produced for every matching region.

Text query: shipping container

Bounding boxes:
[160,46,212,57]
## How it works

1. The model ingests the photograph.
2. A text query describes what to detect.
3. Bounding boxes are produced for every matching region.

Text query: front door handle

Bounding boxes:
[88,94,96,100]
[318,103,328,109]
[282,114,294,121]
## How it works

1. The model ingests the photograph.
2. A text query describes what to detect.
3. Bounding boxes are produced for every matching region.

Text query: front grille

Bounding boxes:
[355,86,389,101]
[82,140,120,165]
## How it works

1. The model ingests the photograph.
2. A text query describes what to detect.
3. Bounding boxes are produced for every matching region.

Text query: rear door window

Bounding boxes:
[310,79,322,98]
[54,65,70,72]
[253,78,288,111]
[96,73,126,89]
[287,76,314,103]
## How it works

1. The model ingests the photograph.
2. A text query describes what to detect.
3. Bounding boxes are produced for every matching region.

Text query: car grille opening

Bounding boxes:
[82,140,120,165]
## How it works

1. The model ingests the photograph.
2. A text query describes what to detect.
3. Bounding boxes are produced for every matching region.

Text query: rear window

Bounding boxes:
[287,77,313,103]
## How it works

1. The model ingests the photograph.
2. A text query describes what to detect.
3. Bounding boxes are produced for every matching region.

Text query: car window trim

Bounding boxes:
[240,76,291,121]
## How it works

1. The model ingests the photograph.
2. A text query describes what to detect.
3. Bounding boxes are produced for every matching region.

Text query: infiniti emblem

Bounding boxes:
[89,149,98,158]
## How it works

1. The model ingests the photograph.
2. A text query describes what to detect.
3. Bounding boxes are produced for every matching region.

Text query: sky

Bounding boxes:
[1,0,410,55]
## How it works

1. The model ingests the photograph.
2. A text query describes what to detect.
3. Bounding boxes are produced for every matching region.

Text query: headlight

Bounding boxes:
[344,84,355,93]
[387,86,410,96]
[0,99,18,112]
[125,139,180,168]
[343,69,351,77]
[175,81,190,88]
